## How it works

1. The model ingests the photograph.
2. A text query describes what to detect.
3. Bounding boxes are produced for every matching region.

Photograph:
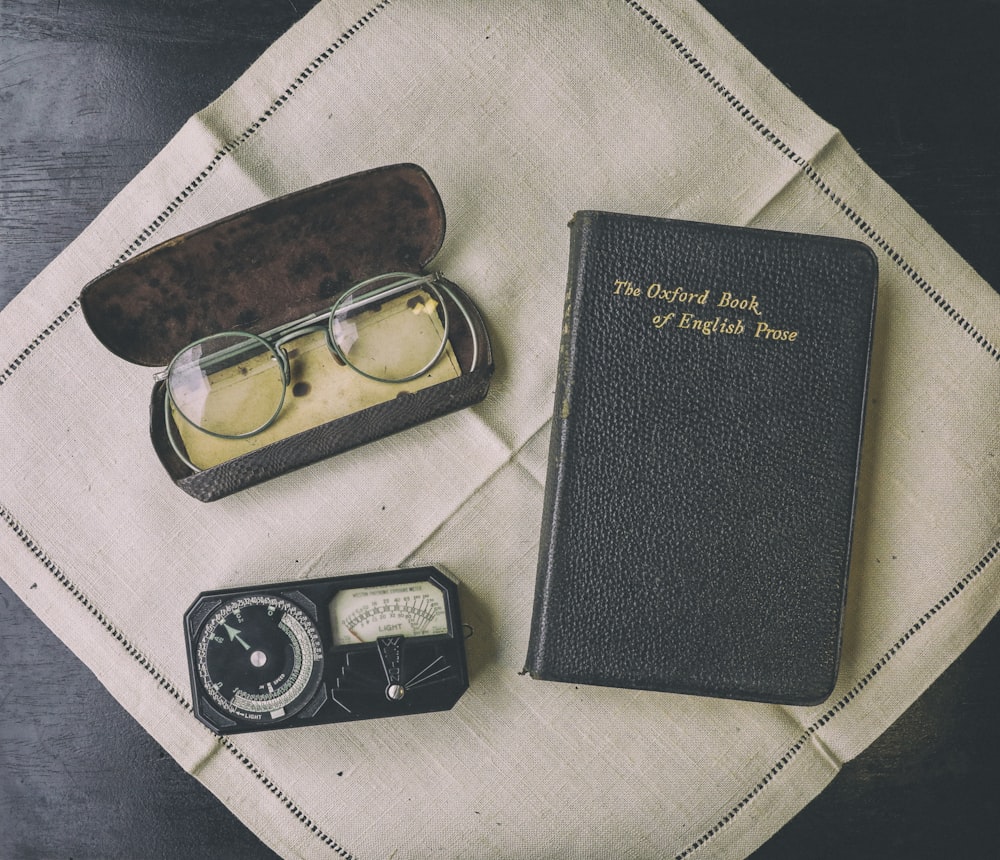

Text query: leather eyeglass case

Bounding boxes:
[80,163,494,502]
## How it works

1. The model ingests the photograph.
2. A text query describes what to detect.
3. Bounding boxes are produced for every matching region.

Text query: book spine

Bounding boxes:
[523,212,595,676]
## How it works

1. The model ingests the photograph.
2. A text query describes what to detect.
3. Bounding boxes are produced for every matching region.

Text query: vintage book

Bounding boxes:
[524,212,878,705]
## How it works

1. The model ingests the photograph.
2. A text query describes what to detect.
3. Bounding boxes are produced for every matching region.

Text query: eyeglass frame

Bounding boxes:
[156,271,482,471]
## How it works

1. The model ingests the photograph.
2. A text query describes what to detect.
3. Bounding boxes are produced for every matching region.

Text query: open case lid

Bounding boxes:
[80,163,446,367]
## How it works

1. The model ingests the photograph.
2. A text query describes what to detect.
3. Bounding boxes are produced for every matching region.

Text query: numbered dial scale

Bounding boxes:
[183,567,468,734]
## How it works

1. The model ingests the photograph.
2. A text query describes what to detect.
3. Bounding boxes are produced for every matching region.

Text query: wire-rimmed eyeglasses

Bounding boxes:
[157,272,479,470]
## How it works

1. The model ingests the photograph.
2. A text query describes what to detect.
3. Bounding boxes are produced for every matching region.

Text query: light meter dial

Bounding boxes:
[192,593,325,728]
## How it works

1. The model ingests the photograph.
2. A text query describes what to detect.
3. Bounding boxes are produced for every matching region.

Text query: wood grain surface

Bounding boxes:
[1,1,997,858]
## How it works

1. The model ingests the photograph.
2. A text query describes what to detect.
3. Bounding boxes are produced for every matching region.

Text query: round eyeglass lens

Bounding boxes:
[329,280,449,382]
[167,332,286,437]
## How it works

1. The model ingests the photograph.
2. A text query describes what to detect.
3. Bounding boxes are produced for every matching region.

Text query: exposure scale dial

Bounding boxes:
[194,593,324,726]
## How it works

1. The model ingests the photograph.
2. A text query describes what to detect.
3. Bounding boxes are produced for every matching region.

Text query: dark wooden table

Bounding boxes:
[1,2,997,857]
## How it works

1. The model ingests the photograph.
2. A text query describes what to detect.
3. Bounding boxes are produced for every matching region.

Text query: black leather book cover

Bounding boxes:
[524,212,878,705]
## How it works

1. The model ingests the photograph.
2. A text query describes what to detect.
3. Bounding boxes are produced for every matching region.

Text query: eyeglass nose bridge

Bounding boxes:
[271,318,337,383]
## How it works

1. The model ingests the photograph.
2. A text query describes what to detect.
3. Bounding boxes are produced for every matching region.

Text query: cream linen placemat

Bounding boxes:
[1,1,998,857]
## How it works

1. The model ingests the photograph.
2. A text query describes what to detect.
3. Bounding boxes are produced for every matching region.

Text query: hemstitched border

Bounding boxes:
[0,503,354,859]
[0,3,395,856]
[2,0,996,388]
[673,539,999,859]
[616,3,1000,853]
[0,1,997,858]
[624,0,999,363]
[0,0,394,388]
[0,300,79,387]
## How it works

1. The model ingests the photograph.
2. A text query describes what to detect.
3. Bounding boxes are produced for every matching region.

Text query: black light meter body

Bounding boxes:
[183,566,468,734]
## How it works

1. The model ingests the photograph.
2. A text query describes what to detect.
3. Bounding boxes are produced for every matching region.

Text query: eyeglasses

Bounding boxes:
[158,272,480,469]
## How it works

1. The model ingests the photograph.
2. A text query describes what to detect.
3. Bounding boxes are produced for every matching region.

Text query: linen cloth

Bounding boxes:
[1,1,997,857]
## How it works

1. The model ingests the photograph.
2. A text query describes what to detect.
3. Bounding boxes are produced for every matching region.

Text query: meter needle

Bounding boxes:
[223,622,252,650]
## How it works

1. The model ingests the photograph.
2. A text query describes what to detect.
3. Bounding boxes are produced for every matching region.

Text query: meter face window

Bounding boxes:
[329,580,450,646]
